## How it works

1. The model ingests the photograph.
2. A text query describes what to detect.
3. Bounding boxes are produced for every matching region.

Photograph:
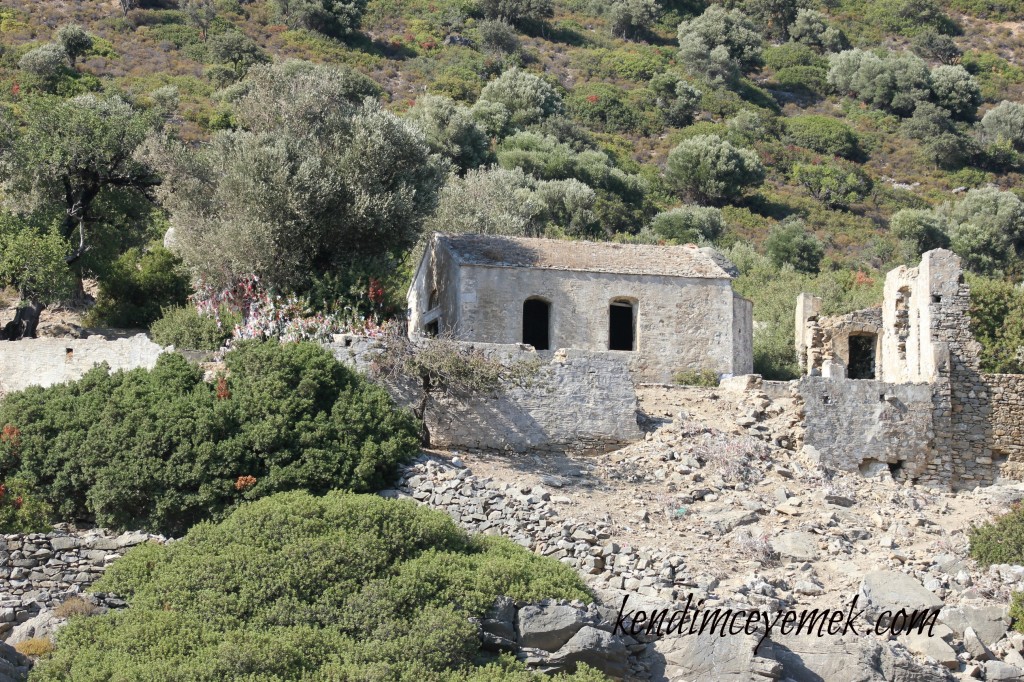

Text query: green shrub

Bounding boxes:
[947,0,1024,20]
[31,492,592,681]
[773,65,828,94]
[792,161,872,209]
[0,473,52,534]
[665,134,765,205]
[0,343,420,535]
[969,503,1024,566]
[649,205,723,243]
[784,115,859,159]
[763,43,824,71]
[88,245,191,329]
[149,305,234,350]
[565,82,644,133]
[673,368,719,386]
[765,218,824,273]
[968,275,1024,374]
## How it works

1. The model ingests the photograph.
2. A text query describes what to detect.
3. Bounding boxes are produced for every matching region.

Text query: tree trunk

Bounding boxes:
[1,301,45,340]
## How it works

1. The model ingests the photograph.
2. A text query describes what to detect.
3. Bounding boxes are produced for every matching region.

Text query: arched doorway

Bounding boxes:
[522,298,551,350]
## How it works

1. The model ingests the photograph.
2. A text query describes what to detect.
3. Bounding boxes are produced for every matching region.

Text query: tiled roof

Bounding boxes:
[436,233,735,279]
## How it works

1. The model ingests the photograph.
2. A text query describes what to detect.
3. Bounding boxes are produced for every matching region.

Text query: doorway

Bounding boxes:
[522,298,550,350]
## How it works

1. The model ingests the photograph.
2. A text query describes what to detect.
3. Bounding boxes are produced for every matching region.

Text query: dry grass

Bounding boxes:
[53,596,100,619]
[14,637,53,658]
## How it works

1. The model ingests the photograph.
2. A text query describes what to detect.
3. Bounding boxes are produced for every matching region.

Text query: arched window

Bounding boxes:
[522,298,551,351]
[609,299,636,351]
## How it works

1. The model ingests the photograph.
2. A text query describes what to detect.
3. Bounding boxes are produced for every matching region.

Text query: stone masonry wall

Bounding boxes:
[985,373,1024,480]
[0,335,168,396]
[0,528,164,640]
[326,336,643,454]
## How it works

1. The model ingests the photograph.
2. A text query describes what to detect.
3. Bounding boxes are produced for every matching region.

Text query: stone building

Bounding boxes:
[407,233,754,383]
[795,249,1024,489]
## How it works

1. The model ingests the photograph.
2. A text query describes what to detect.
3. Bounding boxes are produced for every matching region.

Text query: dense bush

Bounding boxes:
[789,9,846,52]
[968,275,1024,374]
[863,0,955,36]
[0,342,420,535]
[783,115,859,159]
[565,83,644,133]
[476,67,562,133]
[32,492,596,681]
[930,65,981,121]
[763,43,825,71]
[407,94,492,172]
[981,100,1024,150]
[677,6,763,84]
[477,0,554,27]
[911,29,961,65]
[792,160,872,209]
[764,218,824,273]
[827,49,932,117]
[665,134,765,205]
[648,205,724,243]
[890,208,952,258]
[87,245,191,329]
[970,503,1024,566]
[272,0,369,38]
[607,0,660,39]
[149,304,235,350]
[648,72,701,127]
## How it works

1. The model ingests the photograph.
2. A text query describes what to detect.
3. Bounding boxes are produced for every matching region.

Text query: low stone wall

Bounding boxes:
[0,528,164,640]
[0,335,168,395]
[326,337,643,454]
[797,376,939,483]
[986,373,1024,480]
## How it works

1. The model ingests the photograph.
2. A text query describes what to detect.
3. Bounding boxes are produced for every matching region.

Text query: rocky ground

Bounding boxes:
[389,381,1024,681]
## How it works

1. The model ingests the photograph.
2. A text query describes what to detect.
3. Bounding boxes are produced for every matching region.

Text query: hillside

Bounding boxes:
[0,0,1022,378]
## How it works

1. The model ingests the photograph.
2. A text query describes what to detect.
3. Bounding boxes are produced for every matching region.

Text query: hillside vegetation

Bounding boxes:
[0,0,1022,377]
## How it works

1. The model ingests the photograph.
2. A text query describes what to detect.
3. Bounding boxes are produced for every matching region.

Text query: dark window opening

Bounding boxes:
[609,301,635,351]
[428,289,439,310]
[888,461,904,479]
[931,294,942,303]
[425,320,439,337]
[848,334,876,380]
[522,299,550,350]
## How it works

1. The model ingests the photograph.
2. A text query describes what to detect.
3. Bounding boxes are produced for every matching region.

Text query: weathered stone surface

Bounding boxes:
[984,660,1024,681]
[959,604,1010,646]
[963,627,992,661]
[515,604,588,652]
[858,571,944,623]
[900,631,958,669]
[547,626,628,680]
[6,611,62,645]
[770,531,820,562]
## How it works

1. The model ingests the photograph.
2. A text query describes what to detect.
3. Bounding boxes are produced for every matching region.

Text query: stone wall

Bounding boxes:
[985,373,1024,480]
[0,335,168,395]
[798,376,940,483]
[326,336,643,454]
[0,528,163,640]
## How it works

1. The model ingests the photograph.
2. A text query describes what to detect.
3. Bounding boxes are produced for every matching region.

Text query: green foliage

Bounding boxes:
[476,19,520,55]
[0,342,421,535]
[863,0,955,37]
[827,49,932,117]
[901,102,975,169]
[17,44,70,92]
[967,275,1024,374]
[788,9,846,52]
[145,60,444,294]
[792,160,872,209]
[272,0,369,38]
[407,94,492,172]
[910,29,961,65]
[764,217,824,272]
[87,245,191,329]
[930,65,981,121]
[890,208,951,259]
[565,82,645,133]
[961,50,1024,101]
[981,101,1024,151]
[969,503,1024,567]
[32,492,591,681]
[947,0,1024,20]
[743,0,806,41]
[477,0,554,27]
[607,0,660,39]
[55,24,94,67]
[149,305,235,350]
[673,368,719,386]
[0,215,75,304]
[677,5,763,84]
[783,115,859,158]
[0,474,52,534]
[773,65,828,94]
[207,30,268,76]
[648,205,724,243]
[665,134,765,205]
[476,67,562,134]
[763,42,824,71]
[649,72,701,127]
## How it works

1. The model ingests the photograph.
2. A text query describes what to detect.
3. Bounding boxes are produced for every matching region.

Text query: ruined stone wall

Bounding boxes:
[0,335,169,395]
[983,373,1024,480]
[797,376,940,483]
[326,336,643,454]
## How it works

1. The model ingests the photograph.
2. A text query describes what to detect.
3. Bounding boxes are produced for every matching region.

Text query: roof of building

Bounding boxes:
[435,233,736,279]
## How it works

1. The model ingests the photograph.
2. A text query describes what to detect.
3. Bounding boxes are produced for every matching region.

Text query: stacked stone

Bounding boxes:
[395,457,687,604]
[0,529,163,638]
[984,374,1024,479]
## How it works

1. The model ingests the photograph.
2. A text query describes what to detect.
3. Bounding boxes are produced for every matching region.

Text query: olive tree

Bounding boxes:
[406,94,492,173]
[945,187,1024,274]
[608,0,660,40]
[475,68,562,133]
[55,24,93,68]
[18,45,68,91]
[890,208,951,259]
[827,49,932,116]
[930,65,981,121]
[677,6,763,84]
[649,72,702,127]
[0,95,161,339]
[911,29,961,65]
[980,101,1024,150]
[476,0,553,27]
[789,9,846,52]
[764,218,823,273]
[273,0,369,37]
[648,205,724,243]
[665,134,765,205]
[792,161,872,210]
[208,31,269,76]
[183,0,217,41]
[143,61,448,293]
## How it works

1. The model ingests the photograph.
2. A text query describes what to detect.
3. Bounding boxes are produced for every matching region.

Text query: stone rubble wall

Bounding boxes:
[326,336,643,454]
[0,335,169,396]
[986,373,1024,480]
[0,528,164,640]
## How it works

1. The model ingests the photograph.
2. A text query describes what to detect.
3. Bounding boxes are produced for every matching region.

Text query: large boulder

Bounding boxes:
[0,641,28,682]
[547,626,628,680]
[6,611,63,646]
[858,572,944,625]
[762,632,951,682]
[516,603,593,652]
[939,604,1009,647]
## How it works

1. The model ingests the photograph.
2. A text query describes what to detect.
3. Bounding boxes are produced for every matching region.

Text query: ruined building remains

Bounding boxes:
[407,233,753,383]
[796,249,1024,488]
